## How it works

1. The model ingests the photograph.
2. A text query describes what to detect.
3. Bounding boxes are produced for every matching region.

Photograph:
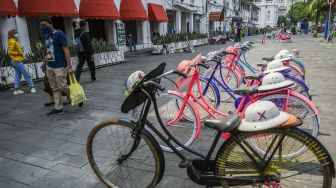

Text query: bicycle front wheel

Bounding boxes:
[87,119,165,188]
[215,127,333,187]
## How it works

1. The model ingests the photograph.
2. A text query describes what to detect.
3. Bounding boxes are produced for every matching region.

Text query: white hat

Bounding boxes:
[263,59,290,73]
[258,72,294,92]
[238,101,290,131]
[125,70,145,91]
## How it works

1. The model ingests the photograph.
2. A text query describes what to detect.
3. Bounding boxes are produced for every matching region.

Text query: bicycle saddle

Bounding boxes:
[204,114,240,132]
[234,85,258,96]
[244,73,263,80]
[262,57,274,62]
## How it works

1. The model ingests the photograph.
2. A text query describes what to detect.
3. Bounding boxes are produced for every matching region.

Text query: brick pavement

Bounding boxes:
[0,35,335,187]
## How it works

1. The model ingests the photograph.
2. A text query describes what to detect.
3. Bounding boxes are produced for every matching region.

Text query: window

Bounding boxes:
[267,10,271,21]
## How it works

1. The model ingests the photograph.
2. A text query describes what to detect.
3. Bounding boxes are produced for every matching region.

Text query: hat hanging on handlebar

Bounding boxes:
[263,59,290,74]
[258,72,294,92]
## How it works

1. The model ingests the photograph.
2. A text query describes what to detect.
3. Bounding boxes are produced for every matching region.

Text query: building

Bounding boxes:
[0,0,260,53]
[254,0,279,28]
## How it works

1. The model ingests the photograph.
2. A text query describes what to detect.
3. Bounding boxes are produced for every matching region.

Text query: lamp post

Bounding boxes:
[291,0,294,25]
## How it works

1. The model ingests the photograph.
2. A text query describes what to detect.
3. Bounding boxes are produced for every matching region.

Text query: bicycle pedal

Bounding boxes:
[179,158,192,168]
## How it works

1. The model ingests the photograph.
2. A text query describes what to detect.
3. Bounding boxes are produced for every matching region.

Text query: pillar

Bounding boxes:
[104,20,117,44]
[15,17,31,53]
[189,13,194,33]
[142,21,150,44]
[64,18,74,42]
[175,10,181,33]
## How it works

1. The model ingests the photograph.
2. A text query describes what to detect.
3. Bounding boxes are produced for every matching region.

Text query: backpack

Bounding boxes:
[75,31,86,53]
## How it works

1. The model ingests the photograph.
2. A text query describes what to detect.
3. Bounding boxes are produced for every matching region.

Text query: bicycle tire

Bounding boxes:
[145,93,198,152]
[215,127,333,187]
[285,76,311,100]
[86,119,165,188]
[257,93,319,138]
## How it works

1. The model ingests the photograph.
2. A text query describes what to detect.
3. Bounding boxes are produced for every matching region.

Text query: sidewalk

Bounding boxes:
[0,35,335,187]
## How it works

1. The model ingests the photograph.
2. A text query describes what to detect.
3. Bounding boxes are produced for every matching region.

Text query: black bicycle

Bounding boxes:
[87,63,335,188]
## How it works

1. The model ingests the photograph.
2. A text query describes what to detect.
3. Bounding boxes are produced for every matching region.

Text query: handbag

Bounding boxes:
[69,73,87,105]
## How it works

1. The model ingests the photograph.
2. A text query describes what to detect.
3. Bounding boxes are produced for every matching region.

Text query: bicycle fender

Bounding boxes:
[167,90,202,140]
[199,76,221,107]
[289,90,319,115]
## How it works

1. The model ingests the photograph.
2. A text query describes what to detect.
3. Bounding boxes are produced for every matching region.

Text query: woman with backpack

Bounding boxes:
[7,29,36,95]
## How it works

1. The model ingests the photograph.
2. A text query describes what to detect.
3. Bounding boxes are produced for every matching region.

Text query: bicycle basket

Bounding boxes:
[121,63,166,113]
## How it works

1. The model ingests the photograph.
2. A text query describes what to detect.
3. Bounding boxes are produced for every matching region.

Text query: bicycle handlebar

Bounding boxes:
[143,81,165,91]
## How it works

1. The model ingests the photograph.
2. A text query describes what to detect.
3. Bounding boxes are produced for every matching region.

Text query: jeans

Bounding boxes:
[75,53,96,81]
[10,62,34,89]
[127,41,136,52]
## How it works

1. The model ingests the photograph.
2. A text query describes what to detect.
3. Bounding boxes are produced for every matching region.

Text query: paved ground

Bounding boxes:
[0,35,335,188]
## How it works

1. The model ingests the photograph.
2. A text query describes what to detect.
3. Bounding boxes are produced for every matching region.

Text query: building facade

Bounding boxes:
[253,0,290,28]
[0,0,260,54]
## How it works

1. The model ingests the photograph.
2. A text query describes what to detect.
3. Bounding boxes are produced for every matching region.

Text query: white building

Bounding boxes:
[0,0,260,53]
[254,0,279,28]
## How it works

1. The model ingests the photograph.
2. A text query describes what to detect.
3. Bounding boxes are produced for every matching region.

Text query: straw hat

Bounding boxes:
[258,72,294,92]
[238,101,292,131]
[263,59,290,73]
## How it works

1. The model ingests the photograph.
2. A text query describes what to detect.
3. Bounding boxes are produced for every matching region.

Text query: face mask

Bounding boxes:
[42,26,51,35]
[14,34,19,38]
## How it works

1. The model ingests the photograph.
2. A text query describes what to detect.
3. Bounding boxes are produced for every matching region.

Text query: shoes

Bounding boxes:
[46,109,64,116]
[44,101,55,107]
[31,88,36,93]
[78,102,83,108]
[91,77,100,81]
[14,90,24,95]
[63,100,71,105]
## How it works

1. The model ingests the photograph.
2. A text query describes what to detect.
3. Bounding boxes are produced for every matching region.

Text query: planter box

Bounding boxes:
[0,50,124,87]
[151,38,208,54]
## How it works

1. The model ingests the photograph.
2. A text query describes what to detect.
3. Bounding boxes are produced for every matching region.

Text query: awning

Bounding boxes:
[0,0,18,16]
[148,3,168,22]
[209,12,224,21]
[18,0,78,17]
[120,0,148,21]
[79,0,120,19]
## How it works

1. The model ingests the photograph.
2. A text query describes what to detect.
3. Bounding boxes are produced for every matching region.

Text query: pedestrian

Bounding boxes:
[126,34,136,52]
[73,20,97,82]
[235,24,242,42]
[7,29,36,95]
[39,16,75,116]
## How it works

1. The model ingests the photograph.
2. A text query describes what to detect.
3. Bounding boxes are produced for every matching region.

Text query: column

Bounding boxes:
[64,18,74,42]
[159,22,167,35]
[0,17,16,50]
[143,21,151,45]
[189,13,194,33]
[15,17,31,53]
[175,10,181,33]
[104,20,117,44]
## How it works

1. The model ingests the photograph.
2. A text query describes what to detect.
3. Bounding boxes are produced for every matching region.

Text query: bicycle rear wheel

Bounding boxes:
[257,93,319,138]
[215,127,333,187]
[87,119,164,188]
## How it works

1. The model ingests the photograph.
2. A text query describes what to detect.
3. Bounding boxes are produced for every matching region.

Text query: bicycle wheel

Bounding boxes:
[289,60,305,74]
[203,65,239,102]
[257,94,319,138]
[146,93,198,152]
[215,127,333,187]
[191,78,219,121]
[285,64,305,81]
[286,76,311,100]
[87,119,165,188]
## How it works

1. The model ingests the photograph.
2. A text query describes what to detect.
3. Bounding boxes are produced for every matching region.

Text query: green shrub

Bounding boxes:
[152,32,207,45]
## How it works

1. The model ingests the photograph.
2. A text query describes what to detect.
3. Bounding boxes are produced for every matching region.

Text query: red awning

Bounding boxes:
[0,0,18,16]
[79,0,120,19]
[120,0,148,21]
[18,0,78,17]
[148,3,168,22]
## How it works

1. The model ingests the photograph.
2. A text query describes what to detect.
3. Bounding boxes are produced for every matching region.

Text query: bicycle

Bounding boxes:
[87,63,335,188]
[204,45,310,100]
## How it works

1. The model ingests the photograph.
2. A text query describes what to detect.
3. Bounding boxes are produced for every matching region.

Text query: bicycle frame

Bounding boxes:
[131,89,280,184]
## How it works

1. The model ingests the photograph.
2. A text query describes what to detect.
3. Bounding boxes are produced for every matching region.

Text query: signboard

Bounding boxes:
[115,22,126,46]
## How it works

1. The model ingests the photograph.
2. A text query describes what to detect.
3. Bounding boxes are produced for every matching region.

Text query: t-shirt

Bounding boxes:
[45,30,68,68]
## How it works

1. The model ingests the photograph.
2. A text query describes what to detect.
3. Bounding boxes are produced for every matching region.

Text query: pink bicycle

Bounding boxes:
[151,54,319,155]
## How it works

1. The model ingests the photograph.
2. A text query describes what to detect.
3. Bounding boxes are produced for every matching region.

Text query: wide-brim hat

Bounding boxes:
[239,111,289,131]
[238,101,290,132]
[277,57,293,62]
[258,80,294,92]
[263,65,290,74]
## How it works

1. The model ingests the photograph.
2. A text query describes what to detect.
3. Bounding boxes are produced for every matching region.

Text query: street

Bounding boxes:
[0,35,336,187]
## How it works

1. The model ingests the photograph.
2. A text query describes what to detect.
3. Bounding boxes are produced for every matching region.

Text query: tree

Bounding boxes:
[287,2,310,25]
[277,15,288,27]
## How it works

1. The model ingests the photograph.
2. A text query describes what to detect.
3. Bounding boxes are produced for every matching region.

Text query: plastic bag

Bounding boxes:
[69,73,87,105]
